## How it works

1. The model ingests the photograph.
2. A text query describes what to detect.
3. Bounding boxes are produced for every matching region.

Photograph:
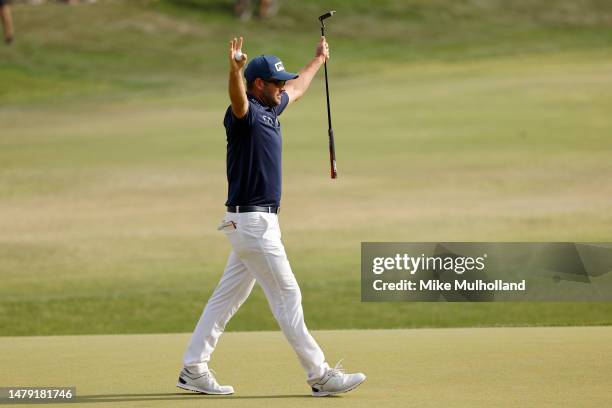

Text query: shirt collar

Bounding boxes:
[247,93,272,111]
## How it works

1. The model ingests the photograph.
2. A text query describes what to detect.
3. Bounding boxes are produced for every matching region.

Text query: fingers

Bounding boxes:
[230,36,244,51]
[316,36,330,61]
[229,38,248,69]
[320,36,329,50]
[229,36,245,61]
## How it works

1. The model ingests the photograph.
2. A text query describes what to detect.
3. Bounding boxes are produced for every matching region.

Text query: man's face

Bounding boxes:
[260,79,286,107]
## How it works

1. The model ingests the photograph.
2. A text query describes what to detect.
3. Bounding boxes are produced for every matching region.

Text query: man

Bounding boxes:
[177,36,366,397]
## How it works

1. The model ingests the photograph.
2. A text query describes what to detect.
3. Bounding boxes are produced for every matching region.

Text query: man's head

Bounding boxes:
[245,55,298,107]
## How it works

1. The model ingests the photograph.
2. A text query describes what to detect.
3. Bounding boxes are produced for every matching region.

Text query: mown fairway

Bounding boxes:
[1,327,612,407]
[1,1,612,335]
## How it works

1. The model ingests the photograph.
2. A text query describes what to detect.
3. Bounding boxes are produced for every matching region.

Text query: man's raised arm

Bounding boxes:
[284,36,330,105]
[228,37,249,119]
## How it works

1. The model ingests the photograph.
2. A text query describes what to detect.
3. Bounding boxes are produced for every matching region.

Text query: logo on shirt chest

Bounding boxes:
[261,114,279,127]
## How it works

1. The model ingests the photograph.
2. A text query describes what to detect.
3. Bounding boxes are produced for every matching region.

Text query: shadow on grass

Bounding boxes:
[65,392,314,403]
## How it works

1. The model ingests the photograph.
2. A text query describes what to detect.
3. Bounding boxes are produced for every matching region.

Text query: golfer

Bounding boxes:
[178,36,366,397]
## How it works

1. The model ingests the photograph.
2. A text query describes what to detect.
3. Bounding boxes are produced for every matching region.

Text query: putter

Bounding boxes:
[319,11,337,179]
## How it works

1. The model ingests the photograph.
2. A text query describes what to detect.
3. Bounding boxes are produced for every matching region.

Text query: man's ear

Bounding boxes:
[254,78,265,91]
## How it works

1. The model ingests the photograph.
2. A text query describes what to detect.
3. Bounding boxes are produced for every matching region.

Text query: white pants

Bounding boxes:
[183,211,328,382]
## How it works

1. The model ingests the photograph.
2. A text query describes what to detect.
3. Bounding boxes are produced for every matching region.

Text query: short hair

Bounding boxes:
[247,80,255,92]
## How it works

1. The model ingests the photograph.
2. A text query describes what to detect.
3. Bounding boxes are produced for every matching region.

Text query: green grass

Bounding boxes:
[1,1,612,336]
[1,328,612,407]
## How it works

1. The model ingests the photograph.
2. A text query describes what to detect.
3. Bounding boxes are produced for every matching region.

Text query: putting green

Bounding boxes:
[1,327,611,407]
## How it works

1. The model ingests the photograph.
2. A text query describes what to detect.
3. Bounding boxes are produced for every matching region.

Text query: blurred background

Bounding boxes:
[1,0,611,336]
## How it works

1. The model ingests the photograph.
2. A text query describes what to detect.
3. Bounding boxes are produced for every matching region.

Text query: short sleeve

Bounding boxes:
[224,103,254,139]
[273,91,290,116]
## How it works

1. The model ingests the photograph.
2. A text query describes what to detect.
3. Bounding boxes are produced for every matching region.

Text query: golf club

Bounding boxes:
[319,10,337,179]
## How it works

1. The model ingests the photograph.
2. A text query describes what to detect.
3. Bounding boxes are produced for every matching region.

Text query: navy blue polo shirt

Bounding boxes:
[224,91,290,207]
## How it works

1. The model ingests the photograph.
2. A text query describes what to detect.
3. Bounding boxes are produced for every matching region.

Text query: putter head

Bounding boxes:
[318,10,335,22]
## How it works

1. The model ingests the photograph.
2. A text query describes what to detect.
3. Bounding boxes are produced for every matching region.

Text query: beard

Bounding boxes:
[261,88,281,108]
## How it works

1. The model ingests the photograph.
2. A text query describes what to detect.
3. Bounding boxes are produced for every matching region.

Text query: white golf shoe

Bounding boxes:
[309,361,366,397]
[177,368,235,395]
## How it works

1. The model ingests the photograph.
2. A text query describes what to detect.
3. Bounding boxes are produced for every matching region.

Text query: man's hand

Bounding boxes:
[315,36,330,64]
[229,36,248,71]
[228,36,249,118]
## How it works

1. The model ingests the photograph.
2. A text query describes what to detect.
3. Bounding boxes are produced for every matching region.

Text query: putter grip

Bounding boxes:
[329,127,337,179]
